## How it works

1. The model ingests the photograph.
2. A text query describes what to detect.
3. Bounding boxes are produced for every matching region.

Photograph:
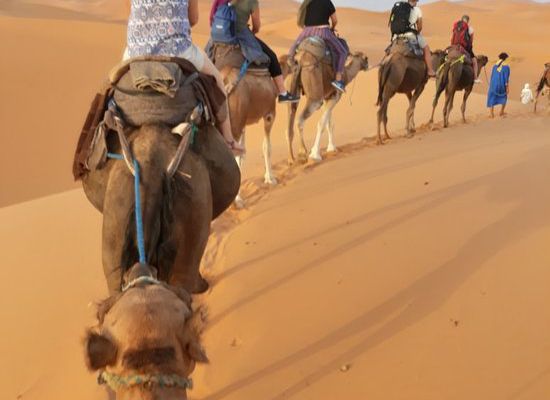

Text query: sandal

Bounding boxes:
[226,139,245,156]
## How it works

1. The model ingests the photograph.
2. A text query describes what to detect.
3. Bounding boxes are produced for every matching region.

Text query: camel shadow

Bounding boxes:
[200,145,550,400]
[215,131,527,285]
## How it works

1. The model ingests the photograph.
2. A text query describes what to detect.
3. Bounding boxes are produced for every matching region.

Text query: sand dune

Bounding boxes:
[1,1,550,399]
[2,114,549,400]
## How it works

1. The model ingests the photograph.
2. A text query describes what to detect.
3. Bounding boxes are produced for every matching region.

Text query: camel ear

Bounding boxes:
[84,330,118,370]
[187,341,209,363]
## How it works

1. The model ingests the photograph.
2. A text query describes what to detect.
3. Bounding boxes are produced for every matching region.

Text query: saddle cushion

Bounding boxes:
[210,43,269,71]
[388,38,423,59]
[113,62,199,127]
[297,36,332,65]
[446,45,473,65]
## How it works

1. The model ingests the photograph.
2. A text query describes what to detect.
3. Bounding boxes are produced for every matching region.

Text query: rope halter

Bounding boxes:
[98,371,193,392]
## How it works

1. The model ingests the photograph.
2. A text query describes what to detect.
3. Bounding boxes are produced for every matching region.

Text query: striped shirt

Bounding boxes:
[127,0,192,58]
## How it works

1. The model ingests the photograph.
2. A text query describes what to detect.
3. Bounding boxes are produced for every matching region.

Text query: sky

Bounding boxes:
[303,0,550,11]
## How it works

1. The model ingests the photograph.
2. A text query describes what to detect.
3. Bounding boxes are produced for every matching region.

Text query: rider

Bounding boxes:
[124,0,244,154]
[390,0,436,78]
[451,15,481,83]
[230,0,300,103]
[288,0,349,93]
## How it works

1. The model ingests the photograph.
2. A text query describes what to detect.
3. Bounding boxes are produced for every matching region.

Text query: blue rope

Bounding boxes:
[133,159,146,264]
[107,152,147,264]
[107,153,124,160]
[237,60,250,82]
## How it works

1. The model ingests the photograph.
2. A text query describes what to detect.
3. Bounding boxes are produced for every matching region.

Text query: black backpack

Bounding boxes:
[389,2,414,36]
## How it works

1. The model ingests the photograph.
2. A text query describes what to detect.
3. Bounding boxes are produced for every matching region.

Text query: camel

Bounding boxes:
[82,121,240,295]
[84,263,208,400]
[210,43,280,207]
[430,50,489,127]
[376,42,443,144]
[282,47,369,163]
[534,63,550,113]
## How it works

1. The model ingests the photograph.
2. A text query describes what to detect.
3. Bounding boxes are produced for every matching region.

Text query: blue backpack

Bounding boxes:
[211,2,238,44]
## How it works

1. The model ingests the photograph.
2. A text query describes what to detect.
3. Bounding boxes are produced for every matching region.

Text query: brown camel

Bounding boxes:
[282,48,368,163]
[210,44,279,207]
[430,50,489,127]
[84,263,208,400]
[534,63,550,113]
[82,122,240,295]
[376,43,442,144]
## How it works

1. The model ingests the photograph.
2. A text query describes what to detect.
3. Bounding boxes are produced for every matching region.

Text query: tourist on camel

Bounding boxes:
[210,0,300,103]
[288,0,349,93]
[450,15,481,83]
[124,0,244,154]
[389,0,437,78]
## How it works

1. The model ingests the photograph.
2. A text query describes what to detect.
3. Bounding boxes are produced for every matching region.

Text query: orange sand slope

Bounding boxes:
[1,0,549,207]
[1,114,550,400]
[192,115,550,400]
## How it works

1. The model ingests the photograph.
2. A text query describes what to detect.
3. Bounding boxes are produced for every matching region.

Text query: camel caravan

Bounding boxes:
[71,0,546,398]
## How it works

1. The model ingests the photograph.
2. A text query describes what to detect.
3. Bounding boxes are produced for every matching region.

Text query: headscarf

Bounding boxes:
[297,0,314,28]
[210,0,231,26]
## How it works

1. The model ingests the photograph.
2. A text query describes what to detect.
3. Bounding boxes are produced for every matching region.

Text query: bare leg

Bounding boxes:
[273,75,287,95]
[490,107,495,118]
[424,45,436,77]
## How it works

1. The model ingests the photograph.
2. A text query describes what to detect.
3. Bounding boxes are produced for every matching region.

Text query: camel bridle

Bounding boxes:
[98,370,193,392]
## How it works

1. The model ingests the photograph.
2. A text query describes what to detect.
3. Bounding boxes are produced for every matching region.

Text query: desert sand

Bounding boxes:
[1,0,549,399]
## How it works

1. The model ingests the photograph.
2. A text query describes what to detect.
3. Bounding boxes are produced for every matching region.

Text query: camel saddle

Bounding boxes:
[445,45,473,65]
[387,37,424,59]
[297,36,332,65]
[73,55,227,180]
[209,42,270,72]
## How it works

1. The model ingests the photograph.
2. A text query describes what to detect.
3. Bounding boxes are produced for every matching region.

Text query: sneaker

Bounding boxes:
[278,92,300,103]
[331,80,346,93]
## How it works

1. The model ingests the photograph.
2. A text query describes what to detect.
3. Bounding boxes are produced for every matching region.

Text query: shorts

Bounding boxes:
[122,43,206,71]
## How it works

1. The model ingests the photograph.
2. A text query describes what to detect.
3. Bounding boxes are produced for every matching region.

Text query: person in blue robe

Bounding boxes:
[487,52,511,118]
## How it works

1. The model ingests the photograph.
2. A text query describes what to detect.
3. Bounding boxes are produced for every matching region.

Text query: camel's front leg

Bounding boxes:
[298,99,322,163]
[262,113,277,185]
[286,102,298,164]
[407,82,427,137]
[309,99,337,161]
[461,87,473,123]
[234,131,246,208]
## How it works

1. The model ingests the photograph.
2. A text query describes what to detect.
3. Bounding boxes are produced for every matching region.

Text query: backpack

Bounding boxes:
[389,2,414,36]
[211,2,238,44]
[451,20,471,50]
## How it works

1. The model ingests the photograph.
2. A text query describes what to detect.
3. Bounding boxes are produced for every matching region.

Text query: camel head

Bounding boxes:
[477,55,489,69]
[349,51,369,71]
[84,264,207,400]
